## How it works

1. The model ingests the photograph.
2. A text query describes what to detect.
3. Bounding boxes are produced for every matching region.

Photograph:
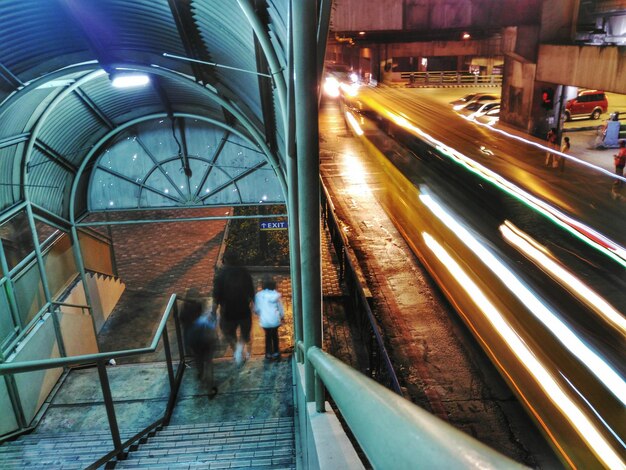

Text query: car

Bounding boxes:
[451,93,500,110]
[450,92,481,107]
[564,90,607,120]
[462,101,500,120]
[475,107,500,126]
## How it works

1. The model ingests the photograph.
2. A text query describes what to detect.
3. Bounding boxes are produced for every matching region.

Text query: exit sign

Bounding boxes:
[260,221,288,231]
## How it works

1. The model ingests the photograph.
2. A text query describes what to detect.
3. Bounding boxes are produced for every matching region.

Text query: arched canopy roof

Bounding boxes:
[0,0,295,223]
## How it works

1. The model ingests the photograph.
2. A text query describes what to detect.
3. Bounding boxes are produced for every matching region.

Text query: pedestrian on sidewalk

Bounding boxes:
[254,276,285,361]
[555,136,570,173]
[614,140,626,183]
[212,253,255,365]
[180,290,218,398]
[545,127,558,167]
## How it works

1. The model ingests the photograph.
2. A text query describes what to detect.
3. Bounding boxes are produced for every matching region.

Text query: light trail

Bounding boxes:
[420,192,626,407]
[422,231,625,469]
[384,110,626,267]
[501,221,626,335]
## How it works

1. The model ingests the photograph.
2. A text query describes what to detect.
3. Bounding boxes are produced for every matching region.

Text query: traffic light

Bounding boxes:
[541,88,554,110]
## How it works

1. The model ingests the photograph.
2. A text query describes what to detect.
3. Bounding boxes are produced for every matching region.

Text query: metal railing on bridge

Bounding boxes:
[320,179,402,395]
[0,294,185,470]
[399,70,502,86]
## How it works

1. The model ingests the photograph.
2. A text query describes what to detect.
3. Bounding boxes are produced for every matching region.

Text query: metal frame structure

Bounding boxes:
[0,0,328,436]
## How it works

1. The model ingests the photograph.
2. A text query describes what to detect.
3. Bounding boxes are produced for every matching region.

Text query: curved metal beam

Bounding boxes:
[72,111,280,224]
[3,62,286,223]
[0,61,99,117]
[237,0,288,132]
[22,69,107,204]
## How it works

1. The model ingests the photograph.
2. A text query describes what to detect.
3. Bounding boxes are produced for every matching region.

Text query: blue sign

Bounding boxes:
[260,221,288,231]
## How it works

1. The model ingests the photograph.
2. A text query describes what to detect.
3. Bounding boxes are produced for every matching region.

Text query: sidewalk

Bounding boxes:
[495,120,616,174]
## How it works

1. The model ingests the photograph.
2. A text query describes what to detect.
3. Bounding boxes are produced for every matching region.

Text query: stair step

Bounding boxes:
[147,427,293,442]
[129,441,294,458]
[116,454,296,469]
[4,429,140,443]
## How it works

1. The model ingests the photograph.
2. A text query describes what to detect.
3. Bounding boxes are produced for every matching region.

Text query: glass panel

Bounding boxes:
[0,211,34,271]
[13,262,45,327]
[78,231,114,276]
[43,232,78,299]
[35,219,62,249]
[0,282,17,349]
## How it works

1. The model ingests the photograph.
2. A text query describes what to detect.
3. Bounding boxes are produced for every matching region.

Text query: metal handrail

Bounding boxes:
[307,346,527,469]
[320,179,402,395]
[0,295,177,374]
[0,293,186,469]
[400,70,503,86]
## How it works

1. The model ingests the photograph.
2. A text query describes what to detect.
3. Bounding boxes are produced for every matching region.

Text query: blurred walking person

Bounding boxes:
[614,140,626,184]
[212,253,255,365]
[180,290,218,398]
[545,127,558,167]
[555,136,570,173]
[254,277,285,360]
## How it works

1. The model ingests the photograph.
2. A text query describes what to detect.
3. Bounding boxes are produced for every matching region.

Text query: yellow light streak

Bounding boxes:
[501,221,626,335]
[420,193,626,407]
[422,231,625,469]
[385,110,626,266]
[345,111,364,136]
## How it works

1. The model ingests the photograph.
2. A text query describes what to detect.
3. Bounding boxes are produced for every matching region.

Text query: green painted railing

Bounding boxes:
[0,294,185,469]
[307,346,528,469]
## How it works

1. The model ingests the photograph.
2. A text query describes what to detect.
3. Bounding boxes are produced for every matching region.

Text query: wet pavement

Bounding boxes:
[318,95,563,469]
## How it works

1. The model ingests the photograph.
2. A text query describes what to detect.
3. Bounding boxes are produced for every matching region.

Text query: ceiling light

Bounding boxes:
[111,72,150,88]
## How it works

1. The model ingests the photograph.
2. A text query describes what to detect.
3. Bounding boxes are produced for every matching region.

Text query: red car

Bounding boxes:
[565,90,608,120]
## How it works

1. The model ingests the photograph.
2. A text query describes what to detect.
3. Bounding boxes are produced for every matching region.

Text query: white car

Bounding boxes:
[467,102,500,120]
[459,100,499,119]
[451,93,499,110]
[475,107,500,126]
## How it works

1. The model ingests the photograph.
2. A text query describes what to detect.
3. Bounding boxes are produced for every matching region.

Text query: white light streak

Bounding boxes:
[422,232,625,469]
[386,111,626,266]
[345,112,364,136]
[420,193,626,407]
[501,221,626,334]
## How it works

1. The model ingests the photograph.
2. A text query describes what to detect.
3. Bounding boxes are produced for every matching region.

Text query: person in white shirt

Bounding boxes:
[254,277,285,360]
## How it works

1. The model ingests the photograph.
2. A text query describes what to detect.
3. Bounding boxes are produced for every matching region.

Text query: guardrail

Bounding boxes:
[307,346,527,469]
[320,179,402,395]
[0,294,185,469]
[399,71,502,86]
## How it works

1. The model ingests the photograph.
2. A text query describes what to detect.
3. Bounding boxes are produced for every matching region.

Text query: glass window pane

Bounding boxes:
[0,211,34,270]
[43,232,78,299]
[0,283,16,349]
[13,262,45,327]
[35,219,62,249]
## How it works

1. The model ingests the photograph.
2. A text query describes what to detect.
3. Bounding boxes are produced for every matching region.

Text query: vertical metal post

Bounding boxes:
[293,0,322,401]
[3,374,28,429]
[286,0,304,364]
[97,360,123,456]
[316,0,333,86]
[70,225,99,349]
[162,324,175,391]
[172,302,185,362]
[314,371,325,413]
[25,203,66,357]
[0,242,22,331]
[105,212,118,275]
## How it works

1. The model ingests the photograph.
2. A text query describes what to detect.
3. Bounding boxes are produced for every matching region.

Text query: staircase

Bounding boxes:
[0,355,297,469]
[0,429,139,469]
[117,418,295,468]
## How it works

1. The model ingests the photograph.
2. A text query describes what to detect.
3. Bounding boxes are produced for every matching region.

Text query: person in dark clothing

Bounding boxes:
[180,289,218,398]
[212,253,255,365]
